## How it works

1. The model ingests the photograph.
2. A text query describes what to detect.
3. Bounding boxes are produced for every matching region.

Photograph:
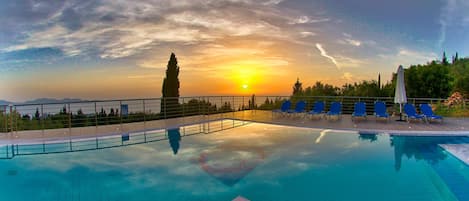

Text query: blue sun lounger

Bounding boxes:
[404,103,425,122]
[273,100,291,116]
[352,102,367,121]
[287,101,306,116]
[308,101,325,117]
[374,101,389,121]
[326,102,342,119]
[420,103,443,122]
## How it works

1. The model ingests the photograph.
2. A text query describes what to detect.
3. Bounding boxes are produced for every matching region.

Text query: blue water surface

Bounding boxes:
[0,122,468,201]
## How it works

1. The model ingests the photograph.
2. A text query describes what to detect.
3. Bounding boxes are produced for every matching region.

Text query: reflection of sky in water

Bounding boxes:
[0,123,468,201]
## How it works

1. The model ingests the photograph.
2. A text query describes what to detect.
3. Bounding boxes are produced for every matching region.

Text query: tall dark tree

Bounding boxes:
[442,51,449,65]
[378,73,381,89]
[34,108,40,120]
[453,52,459,63]
[161,53,181,117]
[292,78,303,95]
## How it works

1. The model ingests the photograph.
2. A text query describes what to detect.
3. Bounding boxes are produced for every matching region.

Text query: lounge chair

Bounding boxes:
[308,101,325,118]
[403,103,425,122]
[326,102,342,120]
[374,101,390,121]
[352,102,367,121]
[287,101,306,117]
[273,100,291,117]
[420,103,443,122]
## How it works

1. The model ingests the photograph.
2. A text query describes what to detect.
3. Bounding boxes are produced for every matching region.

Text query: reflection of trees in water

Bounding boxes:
[358,133,378,142]
[390,136,466,171]
[168,128,181,155]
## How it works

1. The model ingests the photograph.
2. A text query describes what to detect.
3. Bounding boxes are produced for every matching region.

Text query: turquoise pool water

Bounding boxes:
[1,122,469,201]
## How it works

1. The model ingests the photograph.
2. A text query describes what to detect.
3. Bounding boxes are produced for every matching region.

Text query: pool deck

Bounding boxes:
[1,110,469,145]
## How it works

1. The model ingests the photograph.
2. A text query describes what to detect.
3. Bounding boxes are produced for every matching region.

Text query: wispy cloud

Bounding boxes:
[315,43,339,69]
[288,16,330,25]
[341,72,353,81]
[344,39,361,47]
[300,31,316,38]
[378,48,438,68]
[338,33,362,47]
[438,0,469,48]
[2,0,295,60]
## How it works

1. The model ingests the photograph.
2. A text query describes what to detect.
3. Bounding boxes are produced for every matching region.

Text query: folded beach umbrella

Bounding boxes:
[394,65,407,121]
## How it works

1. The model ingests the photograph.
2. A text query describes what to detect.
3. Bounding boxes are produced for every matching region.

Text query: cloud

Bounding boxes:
[344,39,361,47]
[2,0,301,61]
[338,33,362,47]
[341,72,353,81]
[397,49,437,63]
[300,31,316,38]
[288,16,330,25]
[378,48,437,68]
[438,0,469,48]
[127,75,161,79]
[315,43,339,69]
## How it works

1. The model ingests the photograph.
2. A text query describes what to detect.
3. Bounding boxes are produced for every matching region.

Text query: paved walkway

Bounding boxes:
[1,110,469,145]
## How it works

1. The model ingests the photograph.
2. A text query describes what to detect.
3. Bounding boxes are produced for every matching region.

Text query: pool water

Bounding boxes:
[1,122,468,201]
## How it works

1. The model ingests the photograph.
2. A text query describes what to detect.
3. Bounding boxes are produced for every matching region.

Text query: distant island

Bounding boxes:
[0,98,86,105]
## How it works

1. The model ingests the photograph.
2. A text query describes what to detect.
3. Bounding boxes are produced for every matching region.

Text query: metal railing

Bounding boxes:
[0,95,466,134]
[0,119,247,159]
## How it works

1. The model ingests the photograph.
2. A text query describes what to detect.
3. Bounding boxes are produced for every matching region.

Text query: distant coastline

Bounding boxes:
[0,98,85,105]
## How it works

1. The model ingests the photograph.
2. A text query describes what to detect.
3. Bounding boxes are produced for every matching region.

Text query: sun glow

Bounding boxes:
[242,84,249,89]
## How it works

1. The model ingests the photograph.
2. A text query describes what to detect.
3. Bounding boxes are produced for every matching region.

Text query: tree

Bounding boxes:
[378,73,381,90]
[454,52,459,63]
[292,78,303,95]
[442,51,449,65]
[161,53,181,117]
[34,108,40,120]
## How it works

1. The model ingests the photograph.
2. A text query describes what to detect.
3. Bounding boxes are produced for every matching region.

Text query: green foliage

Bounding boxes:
[404,62,452,98]
[248,94,257,109]
[258,97,285,110]
[161,53,181,116]
[442,51,449,65]
[292,78,303,95]
[341,80,381,97]
[451,58,469,96]
[433,103,469,117]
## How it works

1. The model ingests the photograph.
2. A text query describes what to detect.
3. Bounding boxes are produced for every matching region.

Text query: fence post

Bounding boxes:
[182,97,185,118]
[232,96,235,123]
[164,98,167,119]
[9,105,13,134]
[68,103,72,133]
[14,106,18,133]
[40,104,44,138]
[3,105,6,133]
[119,100,123,129]
[142,99,146,127]
[94,102,98,128]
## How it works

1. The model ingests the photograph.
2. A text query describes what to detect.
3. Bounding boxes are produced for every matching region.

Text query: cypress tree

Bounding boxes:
[161,53,181,117]
[292,78,303,95]
[378,73,381,89]
[442,51,449,65]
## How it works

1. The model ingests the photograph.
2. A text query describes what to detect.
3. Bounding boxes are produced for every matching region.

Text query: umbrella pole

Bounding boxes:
[396,103,405,121]
[399,103,402,121]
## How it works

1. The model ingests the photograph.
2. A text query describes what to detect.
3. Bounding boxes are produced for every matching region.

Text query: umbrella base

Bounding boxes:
[395,112,406,122]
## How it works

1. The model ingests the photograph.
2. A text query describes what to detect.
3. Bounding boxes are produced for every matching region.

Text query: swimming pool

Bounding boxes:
[1,121,468,201]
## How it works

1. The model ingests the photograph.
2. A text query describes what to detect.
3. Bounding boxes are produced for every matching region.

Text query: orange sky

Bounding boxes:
[2,0,466,102]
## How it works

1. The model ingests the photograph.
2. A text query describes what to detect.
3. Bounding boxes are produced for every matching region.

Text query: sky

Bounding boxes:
[1,0,468,102]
